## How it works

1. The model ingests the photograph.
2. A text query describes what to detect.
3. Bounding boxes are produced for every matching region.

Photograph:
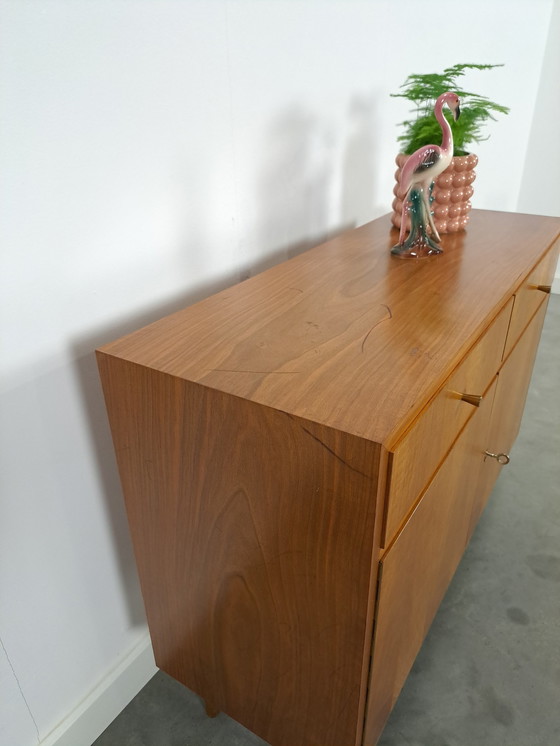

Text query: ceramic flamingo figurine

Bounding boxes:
[392,91,461,257]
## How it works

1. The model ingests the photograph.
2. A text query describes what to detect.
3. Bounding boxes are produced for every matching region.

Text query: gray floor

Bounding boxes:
[93,296,560,746]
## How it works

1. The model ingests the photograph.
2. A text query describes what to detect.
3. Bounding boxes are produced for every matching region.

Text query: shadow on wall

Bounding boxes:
[71,269,241,628]
[73,95,381,627]
[244,104,339,279]
[341,94,378,228]
[245,96,380,279]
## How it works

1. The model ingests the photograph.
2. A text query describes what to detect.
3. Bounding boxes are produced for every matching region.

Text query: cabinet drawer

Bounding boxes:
[364,380,497,746]
[504,240,559,359]
[382,299,512,545]
[469,300,548,541]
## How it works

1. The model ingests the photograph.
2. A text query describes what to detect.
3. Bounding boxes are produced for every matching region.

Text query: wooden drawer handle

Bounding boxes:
[485,450,510,465]
[460,393,483,407]
[534,284,551,294]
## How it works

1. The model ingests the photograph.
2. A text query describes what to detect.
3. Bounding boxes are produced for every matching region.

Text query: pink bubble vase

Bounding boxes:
[391,153,478,236]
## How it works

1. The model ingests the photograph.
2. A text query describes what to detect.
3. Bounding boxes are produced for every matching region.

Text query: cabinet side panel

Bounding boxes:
[96,353,381,746]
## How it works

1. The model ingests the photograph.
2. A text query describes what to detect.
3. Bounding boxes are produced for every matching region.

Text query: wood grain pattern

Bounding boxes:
[382,297,512,545]
[98,211,560,449]
[96,353,382,746]
[96,210,560,746]
[469,299,549,536]
[364,379,498,746]
[492,297,549,455]
[504,239,559,359]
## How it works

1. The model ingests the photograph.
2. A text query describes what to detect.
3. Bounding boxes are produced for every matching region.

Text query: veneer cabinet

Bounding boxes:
[97,210,559,746]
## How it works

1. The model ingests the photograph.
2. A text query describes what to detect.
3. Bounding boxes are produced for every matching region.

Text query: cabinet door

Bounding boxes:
[504,243,558,358]
[383,299,512,546]
[469,299,548,535]
[363,380,496,746]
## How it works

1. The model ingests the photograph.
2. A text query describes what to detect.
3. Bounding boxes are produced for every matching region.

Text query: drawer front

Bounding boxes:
[469,300,548,540]
[383,299,512,545]
[364,380,497,746]
[504,240,559,359]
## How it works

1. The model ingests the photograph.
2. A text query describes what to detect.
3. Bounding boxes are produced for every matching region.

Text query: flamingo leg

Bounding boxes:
[422,183,441,243]
[391,186,442,258]
[398,195,409,244]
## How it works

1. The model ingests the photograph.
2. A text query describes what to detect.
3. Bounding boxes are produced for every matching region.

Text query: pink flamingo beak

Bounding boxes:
[453,104,461,122]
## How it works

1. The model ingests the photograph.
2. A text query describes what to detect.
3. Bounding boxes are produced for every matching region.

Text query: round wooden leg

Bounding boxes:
[204,700,219,718]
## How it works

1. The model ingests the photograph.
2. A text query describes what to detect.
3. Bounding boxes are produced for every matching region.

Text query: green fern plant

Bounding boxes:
[392,63,510,156]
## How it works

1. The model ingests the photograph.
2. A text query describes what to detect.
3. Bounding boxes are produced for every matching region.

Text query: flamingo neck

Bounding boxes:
[435,98,453,155]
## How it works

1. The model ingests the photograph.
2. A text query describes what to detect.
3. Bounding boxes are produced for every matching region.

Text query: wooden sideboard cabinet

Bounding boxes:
[97,210,559,746]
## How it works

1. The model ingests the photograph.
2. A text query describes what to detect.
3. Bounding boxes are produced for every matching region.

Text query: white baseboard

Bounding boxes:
[40,631,157,746]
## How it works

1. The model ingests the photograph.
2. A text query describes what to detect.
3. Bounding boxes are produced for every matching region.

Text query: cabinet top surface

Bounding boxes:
[99,210,560,446]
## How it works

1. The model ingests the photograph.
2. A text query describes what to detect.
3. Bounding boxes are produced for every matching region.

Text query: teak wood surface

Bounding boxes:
[364,377,499,746]
[98,210,560,450]
[490,299,548,456]
[97,210,560,746]
[96,353,385,746]
[504,244,558,358]
[382,297,513,544]
[470,299,549,533]
[366,296,551,744]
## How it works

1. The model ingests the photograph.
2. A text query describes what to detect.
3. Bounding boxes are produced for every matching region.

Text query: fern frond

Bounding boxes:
[391,64,509,155]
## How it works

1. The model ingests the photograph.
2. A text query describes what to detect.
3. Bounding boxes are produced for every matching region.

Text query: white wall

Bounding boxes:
[0,1,555,744]
[517,0,560,288]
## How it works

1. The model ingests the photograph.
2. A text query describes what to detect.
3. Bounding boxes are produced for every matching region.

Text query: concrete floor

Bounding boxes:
[93,295,560,746]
